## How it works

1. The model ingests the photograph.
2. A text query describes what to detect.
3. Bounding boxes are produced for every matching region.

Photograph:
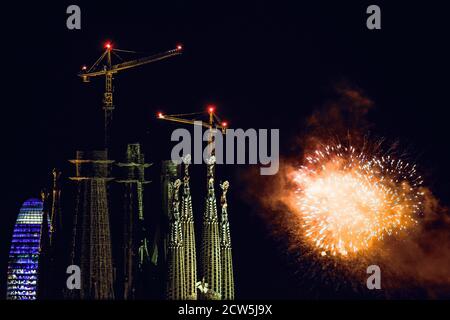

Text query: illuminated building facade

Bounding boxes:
[7,198,48,300]
[162,155,236,300]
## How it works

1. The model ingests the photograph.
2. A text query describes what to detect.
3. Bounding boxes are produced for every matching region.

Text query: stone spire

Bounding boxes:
[166,179,186,300]
[200,156,221,299]
[180,155,198,299]
[219,181,234,300]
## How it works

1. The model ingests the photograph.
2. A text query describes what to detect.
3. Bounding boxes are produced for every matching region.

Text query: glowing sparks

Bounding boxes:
[293,144,423,258]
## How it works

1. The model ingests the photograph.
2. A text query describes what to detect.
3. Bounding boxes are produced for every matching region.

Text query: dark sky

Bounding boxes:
[1,1,449,299]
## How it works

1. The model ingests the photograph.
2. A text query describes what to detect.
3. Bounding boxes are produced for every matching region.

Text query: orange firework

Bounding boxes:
[292,144,424,258]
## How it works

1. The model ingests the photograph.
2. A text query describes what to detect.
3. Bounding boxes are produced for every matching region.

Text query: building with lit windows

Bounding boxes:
[6,198,48,300]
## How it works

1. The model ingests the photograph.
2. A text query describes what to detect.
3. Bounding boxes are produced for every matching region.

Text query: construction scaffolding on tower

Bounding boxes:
[69,150,115,299]
[116,143,152,299]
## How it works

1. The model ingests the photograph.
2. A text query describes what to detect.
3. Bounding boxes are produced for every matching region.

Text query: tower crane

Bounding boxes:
[157,105,228,157]
[79,42,183,149]
[157,104,228,196]
[157,105,228,182]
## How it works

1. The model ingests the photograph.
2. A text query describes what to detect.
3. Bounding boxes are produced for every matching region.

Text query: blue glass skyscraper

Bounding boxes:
[6,198,47,300]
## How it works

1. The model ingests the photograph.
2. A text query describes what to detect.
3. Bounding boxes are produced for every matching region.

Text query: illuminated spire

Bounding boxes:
[200,156,222,299]
[39,191,51,256]
[180,155,198,299]
[166,179,186,300]
[220,181,234,300]
[37,191,51,300]
[49,168,62,246]
[38,170,63,300]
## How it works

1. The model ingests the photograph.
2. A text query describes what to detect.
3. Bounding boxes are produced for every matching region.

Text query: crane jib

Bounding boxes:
[78,44,182,148]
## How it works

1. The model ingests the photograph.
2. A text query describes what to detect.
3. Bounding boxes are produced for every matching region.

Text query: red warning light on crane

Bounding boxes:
[176,44,183,51]
[157,112,165,119]
[207,105,216,113]
[104,42,112,50]
[221,121,228,127]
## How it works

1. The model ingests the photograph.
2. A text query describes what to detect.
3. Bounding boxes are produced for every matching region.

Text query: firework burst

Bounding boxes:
[292,143,424,258]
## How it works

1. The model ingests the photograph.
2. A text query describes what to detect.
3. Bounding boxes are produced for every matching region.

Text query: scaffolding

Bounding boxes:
[116,143,151,299]
[69,150,115,299]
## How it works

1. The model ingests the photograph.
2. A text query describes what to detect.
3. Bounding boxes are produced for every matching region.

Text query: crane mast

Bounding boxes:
[79,42,183,149]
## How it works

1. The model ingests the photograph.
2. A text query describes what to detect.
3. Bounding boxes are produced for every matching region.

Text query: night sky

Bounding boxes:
[1,1,450,299]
